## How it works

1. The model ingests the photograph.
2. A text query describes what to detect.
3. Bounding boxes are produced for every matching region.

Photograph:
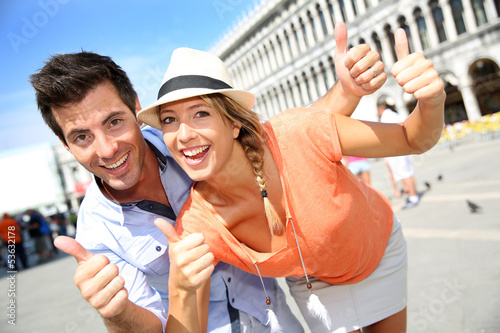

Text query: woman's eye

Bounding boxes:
[195,111,210,118]
[162,117,177,124]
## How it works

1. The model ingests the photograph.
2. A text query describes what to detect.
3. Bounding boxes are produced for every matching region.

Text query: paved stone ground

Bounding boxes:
[1,134,499,332]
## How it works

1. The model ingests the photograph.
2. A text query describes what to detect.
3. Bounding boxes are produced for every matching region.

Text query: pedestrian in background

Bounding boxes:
[0,212,29,270]
[344,156,371,185]
[377,101,421,209]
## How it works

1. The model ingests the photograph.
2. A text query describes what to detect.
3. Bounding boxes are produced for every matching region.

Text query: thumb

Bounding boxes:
[54,236,94,264]
[395,28,410,60]
[155,218,181,244]
[334,22,348,58]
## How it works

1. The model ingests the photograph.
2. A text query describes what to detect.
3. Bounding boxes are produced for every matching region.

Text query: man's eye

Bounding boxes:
[74,134,87,143]
[110,118,122,127]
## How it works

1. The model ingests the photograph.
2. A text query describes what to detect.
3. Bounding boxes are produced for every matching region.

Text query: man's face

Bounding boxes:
[53,81,146,191]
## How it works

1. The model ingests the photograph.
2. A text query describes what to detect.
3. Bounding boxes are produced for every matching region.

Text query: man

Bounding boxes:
[377,100,420,209]
[30,22,385,332]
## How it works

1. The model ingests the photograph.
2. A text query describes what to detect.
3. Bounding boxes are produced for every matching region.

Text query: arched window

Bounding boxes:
[470,59,500,115]
[311,67,321,97]
[327,0,337,27]
[414,7,430,50]
[287,80,295,107]
[398,16,415,53]
[359,37,366,44]
[308,11,318,42]
[300,18,309,47]
[291,24,301,51]
[384,24,398,63]
[471,0,488,26]
[284,30,292,54]
[317,5,328,36]
[339,0,347,21]
[495,0,500,16]
[430,0,447,42]
[371,32,384,63]
[303,72,312,102]
[364,0,371,9]
[328,56,338,81]
[351,0,359,16]
[294,76,304,105]
[450,0,467,35]
[320,62,330,88]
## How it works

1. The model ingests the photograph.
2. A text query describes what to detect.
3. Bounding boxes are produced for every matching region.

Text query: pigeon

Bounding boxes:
[466,200,481,213]
[437,174,443,181]
[424,182,431,190]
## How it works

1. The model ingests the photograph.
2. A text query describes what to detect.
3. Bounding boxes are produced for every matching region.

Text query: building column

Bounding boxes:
[460,84,482,122]
[379,28,396,67]
[343,0,356,21]
[272,35,285,67]
[315,63,329,97]
[319,1,335,36]
[357,0,367,15]
[285,25,301,58]
[440,0,458,41]
[303,12,318,46]
[277,84,288,111]
[310,5,326,42]
[270,89,281,117]
[332,0,345,23]
[292,77,305,106]
[461,0,478,33]
[293,17,308,53]
[259,45,272,76]
[277,30,292,63]
[484,0,498,22]
[266,41,278,73]
[325,58,336,87]
[306,70,320,101]
[253,50,266,81]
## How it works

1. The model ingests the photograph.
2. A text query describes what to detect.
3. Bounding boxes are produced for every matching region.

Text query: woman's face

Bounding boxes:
[159,96,241,181]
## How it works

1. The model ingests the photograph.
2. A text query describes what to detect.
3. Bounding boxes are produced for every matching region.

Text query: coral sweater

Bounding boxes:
[175,107,394,284]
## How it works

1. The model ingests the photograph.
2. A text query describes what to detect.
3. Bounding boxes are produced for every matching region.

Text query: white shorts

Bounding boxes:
[347,160,371,175]
[286,216,407,332]
[385,156,414,182]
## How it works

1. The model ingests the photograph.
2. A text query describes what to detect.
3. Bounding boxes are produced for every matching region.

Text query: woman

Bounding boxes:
[138,28,445,332]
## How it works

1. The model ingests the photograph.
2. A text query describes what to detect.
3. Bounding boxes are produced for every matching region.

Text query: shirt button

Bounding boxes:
[228,277,231,283]
[156,246,161,251]
[149,204,154,210]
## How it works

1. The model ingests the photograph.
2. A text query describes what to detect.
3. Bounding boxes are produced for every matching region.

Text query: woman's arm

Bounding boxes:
[335,28,445,158]
[312,22,387,116]
[155,218,214,333]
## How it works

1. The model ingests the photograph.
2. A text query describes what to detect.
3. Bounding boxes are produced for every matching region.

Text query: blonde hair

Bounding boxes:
[200,94,284,236]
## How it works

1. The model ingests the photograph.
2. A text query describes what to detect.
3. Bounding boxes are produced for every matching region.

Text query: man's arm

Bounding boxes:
[54,236,163,333]
[104,302,162,333]
[312,22,387,116]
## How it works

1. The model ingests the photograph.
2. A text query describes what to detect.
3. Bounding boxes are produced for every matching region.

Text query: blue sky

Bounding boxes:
[0,0,252,153]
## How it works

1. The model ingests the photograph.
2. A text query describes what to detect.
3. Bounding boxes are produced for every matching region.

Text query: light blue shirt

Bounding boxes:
[75,126,302,332]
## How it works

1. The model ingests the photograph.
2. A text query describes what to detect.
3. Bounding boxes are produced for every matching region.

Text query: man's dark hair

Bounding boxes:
[29,51,137,144]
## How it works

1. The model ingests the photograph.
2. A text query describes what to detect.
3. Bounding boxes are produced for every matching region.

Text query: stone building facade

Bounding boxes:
[211,0,500,123]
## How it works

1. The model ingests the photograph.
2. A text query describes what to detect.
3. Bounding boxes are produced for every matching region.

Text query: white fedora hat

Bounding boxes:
[137,47,255,129]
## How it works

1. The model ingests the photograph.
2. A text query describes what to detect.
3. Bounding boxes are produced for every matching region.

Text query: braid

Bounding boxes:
[200,94,284,236]
[240,134,283,236]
